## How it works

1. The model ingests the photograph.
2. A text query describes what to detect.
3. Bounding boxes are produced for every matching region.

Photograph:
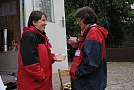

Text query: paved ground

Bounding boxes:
[52,62,134,90]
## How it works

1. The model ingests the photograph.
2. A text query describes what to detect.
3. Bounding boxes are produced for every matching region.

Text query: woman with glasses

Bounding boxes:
[69,6,108,90]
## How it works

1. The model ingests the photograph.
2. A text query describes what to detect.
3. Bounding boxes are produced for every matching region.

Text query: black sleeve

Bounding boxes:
[20,31,39,66]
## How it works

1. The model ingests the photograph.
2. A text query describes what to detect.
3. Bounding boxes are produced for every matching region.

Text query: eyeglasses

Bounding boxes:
[76,18,82,23]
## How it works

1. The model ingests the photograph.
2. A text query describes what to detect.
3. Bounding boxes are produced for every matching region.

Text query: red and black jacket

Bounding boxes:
[17,26,54,90]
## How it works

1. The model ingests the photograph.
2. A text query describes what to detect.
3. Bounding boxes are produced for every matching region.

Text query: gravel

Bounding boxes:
[52,62,134,90]
[1,62,134,90]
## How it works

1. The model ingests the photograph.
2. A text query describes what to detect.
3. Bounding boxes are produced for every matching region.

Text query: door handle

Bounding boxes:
[60,16,64,27]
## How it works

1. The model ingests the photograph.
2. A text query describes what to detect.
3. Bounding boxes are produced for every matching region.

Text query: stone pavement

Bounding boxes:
[52,62,134,90]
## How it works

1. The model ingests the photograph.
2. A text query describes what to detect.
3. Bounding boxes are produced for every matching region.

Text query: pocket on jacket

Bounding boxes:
[35,76,50,89]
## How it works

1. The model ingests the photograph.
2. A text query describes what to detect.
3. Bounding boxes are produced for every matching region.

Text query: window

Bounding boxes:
[32,0,54,22]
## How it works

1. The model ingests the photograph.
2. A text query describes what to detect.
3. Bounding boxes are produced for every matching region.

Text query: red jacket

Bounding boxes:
[70,24,108,90]
[17,26,54,90]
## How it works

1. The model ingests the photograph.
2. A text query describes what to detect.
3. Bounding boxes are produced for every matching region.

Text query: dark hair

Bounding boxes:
[27,11,47,27]
[75,6,97,24]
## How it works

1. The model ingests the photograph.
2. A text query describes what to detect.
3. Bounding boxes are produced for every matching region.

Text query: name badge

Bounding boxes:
[75,50,80,56]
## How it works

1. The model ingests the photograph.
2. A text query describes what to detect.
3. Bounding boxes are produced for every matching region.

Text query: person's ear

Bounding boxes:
[33,21,36,26]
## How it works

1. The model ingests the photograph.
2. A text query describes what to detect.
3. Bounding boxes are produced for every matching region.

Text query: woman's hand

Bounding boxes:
[68,37,78,48]
[53,54,66,62]
[53,56,62,62]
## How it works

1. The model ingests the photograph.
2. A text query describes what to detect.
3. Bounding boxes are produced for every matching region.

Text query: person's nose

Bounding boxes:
[44,21,47,26]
